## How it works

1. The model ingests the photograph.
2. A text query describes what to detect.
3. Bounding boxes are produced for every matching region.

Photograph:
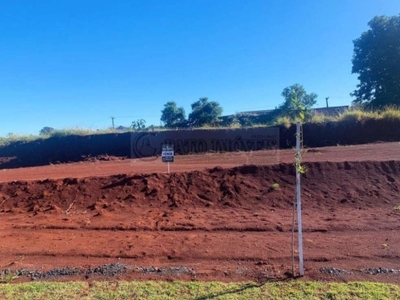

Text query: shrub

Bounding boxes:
[39,126,55,135]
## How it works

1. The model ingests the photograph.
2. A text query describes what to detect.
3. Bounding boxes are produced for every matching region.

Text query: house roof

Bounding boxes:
[312,106,349,115]
[236,109,275,115]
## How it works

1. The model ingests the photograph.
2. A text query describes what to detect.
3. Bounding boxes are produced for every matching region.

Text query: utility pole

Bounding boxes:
[111,116,115,129]
[325,97,329,108]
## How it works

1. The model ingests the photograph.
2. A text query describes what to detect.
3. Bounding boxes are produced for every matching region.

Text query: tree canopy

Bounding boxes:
[188,97,223,127]
[351,15,400,107]
[279,84,317,121]
[160,101,186,128]
[131,119,146,131]
[39,126,55,135]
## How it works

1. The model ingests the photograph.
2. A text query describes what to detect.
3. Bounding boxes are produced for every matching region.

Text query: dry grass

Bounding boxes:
[305,106,400,125]
[1,107,400,146]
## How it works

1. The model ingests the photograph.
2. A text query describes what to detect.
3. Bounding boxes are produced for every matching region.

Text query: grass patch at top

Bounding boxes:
[336,110,380,123]
[0,134,45,146]
[0,280,399,300]
[306,106,400,125]
[380,107,400,120]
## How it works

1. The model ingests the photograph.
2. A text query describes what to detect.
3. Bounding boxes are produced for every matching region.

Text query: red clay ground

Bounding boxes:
[0,142,400,283]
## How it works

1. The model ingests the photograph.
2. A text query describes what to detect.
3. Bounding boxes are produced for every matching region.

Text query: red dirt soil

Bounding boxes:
[0,142,400,283]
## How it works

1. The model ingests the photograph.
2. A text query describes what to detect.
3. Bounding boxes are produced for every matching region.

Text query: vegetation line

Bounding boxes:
[1,106,400,147]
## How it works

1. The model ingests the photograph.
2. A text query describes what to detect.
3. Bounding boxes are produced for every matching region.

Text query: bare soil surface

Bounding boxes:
[1,142,400,183]
[0,143,400,283]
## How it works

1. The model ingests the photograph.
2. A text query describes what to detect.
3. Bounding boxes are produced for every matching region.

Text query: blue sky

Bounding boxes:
[0,0,399,136]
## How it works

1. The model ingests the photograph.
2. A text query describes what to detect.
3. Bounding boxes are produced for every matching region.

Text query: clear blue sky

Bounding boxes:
[0,0,399,136]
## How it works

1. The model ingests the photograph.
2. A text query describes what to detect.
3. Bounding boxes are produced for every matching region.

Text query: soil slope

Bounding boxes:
[0,159,399,283]
[1,142,400,183]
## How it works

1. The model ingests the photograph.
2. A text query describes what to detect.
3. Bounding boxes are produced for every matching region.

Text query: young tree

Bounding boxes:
[188,97,223,127]
[279,84,317,121]
[351,15,400,107]
[131,119,146,131]
[160,101,186,128]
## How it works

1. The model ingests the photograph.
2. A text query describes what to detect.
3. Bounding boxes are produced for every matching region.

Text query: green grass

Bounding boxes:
[271,183,280,190]
[0,280,399,300]
[48,128,118,137]
[0,134,45,146]
[0,128,124,146]
[256,106,400,127]
[308,114,334,124]
[0,270,19,284]
[274,116,293,128]
[306,106,400,125]
[336,110,380,123]
[381,108,400,120]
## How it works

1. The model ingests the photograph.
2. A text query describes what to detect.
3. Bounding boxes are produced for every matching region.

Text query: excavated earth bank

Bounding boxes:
[0,159,400,283]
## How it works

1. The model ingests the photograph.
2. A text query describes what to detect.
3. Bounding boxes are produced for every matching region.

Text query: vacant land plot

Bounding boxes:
[0,142,399,284]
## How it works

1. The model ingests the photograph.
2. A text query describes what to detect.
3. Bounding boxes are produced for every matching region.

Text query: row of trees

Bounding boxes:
[40,83,315,134]
[160,84,317,128]
[160,14,400,128]
[39,83,317,135]
[161,97,224,128]
[39,14,400,134]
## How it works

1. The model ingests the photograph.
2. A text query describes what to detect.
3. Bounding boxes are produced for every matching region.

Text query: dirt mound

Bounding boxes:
[1,161,399,223]
[1,160,400,283]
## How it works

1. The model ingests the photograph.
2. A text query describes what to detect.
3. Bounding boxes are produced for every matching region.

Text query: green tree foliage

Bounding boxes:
[279,84,317,121]
[351,15,400,107]
[39,126,55,135]
[188,97,223,127]
[131,119,146,131]
[160,101,186,128]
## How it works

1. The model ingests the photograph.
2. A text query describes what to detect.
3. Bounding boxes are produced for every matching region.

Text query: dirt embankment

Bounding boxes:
[0,161,399,283]
[1,118,400,169]
[1,161,399,225]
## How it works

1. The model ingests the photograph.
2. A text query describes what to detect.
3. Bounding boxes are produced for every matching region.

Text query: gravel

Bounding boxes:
[319,267,351,275]
[5,264,399,281]
[320,267,400,276]
[359,268,400,275]
[134,266,195,276]
[2,263,194,281]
